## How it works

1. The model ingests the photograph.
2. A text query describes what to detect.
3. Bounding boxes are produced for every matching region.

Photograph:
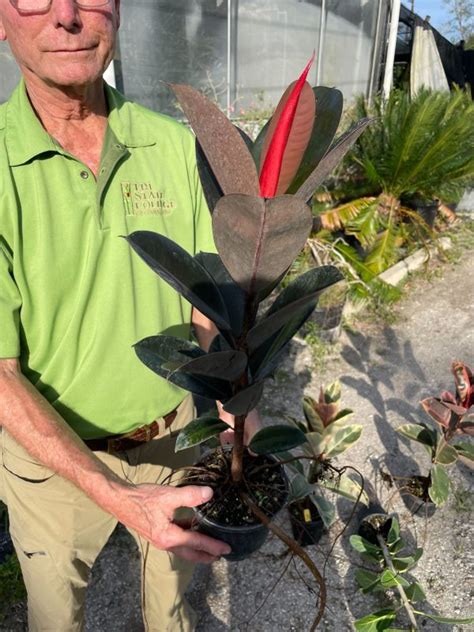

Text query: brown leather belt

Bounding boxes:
[84,408,178,453]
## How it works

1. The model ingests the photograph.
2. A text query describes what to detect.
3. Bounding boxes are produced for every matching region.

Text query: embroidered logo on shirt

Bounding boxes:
[121,182,176,216]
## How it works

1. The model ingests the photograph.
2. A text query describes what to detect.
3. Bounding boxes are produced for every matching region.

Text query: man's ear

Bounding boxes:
[0,16,7,41]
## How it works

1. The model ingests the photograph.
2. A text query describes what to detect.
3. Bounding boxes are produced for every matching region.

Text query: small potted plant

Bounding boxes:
[350,514,474,630]
[126,58,371,625]
[392,361,474,514]
[286,380,366,546]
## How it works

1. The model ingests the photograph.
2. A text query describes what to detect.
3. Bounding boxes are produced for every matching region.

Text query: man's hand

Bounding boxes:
[111,483,231,563]
[217,404,262,447]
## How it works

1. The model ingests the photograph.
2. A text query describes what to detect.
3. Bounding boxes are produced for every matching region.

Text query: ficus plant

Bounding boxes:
[125,58,371,627]
[396,361,474,507]
[350,514,474,631]
[287,380,368,528]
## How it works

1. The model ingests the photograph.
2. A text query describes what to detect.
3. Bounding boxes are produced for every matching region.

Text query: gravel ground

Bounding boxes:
[1,249,473,632]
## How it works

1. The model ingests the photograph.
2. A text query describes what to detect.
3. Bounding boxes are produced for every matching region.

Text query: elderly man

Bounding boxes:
[0,1,259,630]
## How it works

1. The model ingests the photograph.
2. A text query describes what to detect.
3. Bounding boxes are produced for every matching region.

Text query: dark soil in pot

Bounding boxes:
[288,497,324,547]
[383,472,436,518]
[183,448,288,561]
[358,512,393,545]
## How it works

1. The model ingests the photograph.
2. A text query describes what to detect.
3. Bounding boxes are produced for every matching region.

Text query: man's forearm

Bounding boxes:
[0,359,128,515]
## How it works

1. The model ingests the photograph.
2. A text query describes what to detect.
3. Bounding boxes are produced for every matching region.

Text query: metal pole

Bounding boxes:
[316,0,326,84]
[368,0,384,104]
[227,0,232,115]
[382,0,402,100]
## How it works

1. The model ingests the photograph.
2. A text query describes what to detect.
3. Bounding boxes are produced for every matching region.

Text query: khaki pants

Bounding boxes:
[1,396,200,632]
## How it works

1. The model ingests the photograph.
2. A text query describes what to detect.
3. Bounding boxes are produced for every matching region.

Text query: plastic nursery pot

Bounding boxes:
[358,512,394,545]
[192,449,289,562]
[311,303,345,343]
[396,475,436,518]
[288,497,324,547]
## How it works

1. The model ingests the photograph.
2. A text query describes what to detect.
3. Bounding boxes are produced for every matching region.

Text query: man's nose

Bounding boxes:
[49,0,82,31]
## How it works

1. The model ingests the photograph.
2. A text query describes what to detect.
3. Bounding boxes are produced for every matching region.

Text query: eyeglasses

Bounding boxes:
[10,0,111,14]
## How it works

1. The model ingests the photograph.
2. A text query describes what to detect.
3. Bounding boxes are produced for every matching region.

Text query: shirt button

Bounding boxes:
[80,170,89,180]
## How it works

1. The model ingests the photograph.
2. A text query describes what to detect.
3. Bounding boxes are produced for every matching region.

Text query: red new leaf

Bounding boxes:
[259,54,315,198]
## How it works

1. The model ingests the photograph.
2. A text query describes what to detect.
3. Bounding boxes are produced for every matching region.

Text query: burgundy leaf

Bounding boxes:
[169,83,260,197]
[259,81,316,196]
[212,194,312,295]
[295,118,373,203]
[420,397,451,428]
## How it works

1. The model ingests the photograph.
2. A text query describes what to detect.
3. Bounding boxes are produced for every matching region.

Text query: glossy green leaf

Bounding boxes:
[289,473,314,501]
[320,474,369,505]
[396,423,437,448]
[222,382,265,416]
[277,450,305,475]
[165,349,247,381]
[296,118,373,203]
[349,535,383,560]
[288,86,344,193]
[169,83,260,196]
[194,252,246,337]
[213,194,312,296]
[387,517,400,546]
[247,265,343,352]
[323,424,363,458]
[134,335,232,401]
[126,231,230,331]
[412,612,474,625]
[380,569,410,589]
[454,441,474,461]
[310,492,335,528]
[405,582,427,603]
[392,548,423,572]
[428,464,450,506]
[354,609,397,631]
[435,441,459,465]
[355,569,381,592]
[249,425,307,455]
[175,416,229,451]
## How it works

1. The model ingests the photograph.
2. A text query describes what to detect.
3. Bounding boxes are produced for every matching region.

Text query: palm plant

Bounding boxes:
[317,88,474,276]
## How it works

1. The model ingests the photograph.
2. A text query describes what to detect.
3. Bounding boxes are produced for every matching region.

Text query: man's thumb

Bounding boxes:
[174,485,214,508]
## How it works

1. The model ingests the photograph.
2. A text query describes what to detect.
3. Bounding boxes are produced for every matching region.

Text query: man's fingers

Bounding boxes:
[162,484,214,512]
[164,523,231,557]
[169,546,220,564]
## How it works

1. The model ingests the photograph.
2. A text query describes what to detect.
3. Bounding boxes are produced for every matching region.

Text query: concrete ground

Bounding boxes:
[2,239,473,631]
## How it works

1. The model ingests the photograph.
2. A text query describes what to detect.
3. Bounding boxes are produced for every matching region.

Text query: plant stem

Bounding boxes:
[376,534,419,631]
[231,414,246,482]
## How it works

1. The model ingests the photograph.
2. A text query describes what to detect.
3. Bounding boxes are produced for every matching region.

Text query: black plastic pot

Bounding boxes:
[195,512,270,561]
[402,197,439,228]
[396,475,436,518]
[193,451,289,561]
[288,497,324,547]
[358,512,394,545]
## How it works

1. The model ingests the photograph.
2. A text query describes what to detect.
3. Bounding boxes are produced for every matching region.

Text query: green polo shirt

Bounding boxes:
[0,80,215,439]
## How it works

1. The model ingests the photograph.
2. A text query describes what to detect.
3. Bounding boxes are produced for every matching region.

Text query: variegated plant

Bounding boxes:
[397,361,474,507]
[287,380,367,527]
[126,57,371,490]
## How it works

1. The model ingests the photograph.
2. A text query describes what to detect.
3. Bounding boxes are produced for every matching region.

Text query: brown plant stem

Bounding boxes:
[243,492,327,631]
[376,534,419,631]
[231,414,246,482]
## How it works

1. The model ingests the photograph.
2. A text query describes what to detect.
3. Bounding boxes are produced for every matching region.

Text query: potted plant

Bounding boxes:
[350,514,474,630]
[125,58,371,625]
[316,88,474,278]
[391,361,474,514]
[286,380,367,546]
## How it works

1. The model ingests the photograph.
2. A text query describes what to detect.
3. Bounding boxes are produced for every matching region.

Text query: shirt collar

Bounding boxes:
[5,79,155,167]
